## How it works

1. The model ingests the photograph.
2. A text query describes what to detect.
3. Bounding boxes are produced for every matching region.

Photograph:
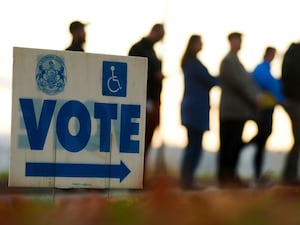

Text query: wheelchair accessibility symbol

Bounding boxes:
[102,61,127,97]
[108,66,122,93]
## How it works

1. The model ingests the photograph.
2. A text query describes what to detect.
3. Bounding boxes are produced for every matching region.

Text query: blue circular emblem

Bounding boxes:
[36,54,67,95]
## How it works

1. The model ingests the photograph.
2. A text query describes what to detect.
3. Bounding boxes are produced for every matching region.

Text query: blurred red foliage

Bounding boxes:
[1,177,300,225]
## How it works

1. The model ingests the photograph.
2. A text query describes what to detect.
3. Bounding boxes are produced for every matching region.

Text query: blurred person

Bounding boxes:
[180,35,219,190]
[249,46,284,187]
[281,41,300,185]
[218,32,261,188]
[66,21,87,52]
[128,23,165,185]
[63,20,87,192]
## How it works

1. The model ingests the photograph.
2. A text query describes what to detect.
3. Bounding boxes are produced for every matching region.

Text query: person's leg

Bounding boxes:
[218,120,239,183]
[251,108,274,180]
[218,120,245,186]
[144,101,160,155]
[282,100,300,183]
[143,100,160,186]
[181,128,203,188]
[218,120,230,183]
[231,121,246,179]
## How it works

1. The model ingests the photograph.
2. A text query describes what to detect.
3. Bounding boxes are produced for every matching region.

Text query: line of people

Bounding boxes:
[65,21,300,190]
[181,31,299,189]
[218,33,279,188]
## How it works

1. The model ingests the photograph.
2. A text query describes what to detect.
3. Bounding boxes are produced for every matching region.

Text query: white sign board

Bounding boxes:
[9,47,147,189]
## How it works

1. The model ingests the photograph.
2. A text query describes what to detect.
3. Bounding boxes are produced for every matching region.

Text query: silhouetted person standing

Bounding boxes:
[281,41,300,185]
[218,32,261,188]
[128,24,165,185]
[180,35,219,190]
[250,47,284,186]
[66,21,87,52]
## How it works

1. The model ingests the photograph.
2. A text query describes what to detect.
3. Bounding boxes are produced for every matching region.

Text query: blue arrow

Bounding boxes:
[25,161,131,182]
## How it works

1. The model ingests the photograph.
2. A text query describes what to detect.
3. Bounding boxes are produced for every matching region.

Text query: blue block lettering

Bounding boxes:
[94,103,117,152]
[20,98,142,155]
[56,100,91,152]
[120,104,140,153]
[20,98,56,150]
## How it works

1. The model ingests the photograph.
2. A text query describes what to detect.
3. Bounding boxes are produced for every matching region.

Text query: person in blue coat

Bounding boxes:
[250,46,284,187]
[180,35,219,189]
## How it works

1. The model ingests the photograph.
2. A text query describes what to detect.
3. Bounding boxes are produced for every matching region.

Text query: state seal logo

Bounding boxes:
[36,55,67,95]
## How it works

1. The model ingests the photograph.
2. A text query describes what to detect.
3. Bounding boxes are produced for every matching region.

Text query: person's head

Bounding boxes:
[69,21,87,44]
[263,46,276,62]
[147,23,165,44]
[181,35,202,68]
[228,32,242,53]
[187,35,203,54]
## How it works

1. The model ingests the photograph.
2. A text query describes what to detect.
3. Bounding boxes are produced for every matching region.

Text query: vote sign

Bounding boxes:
[9,47,147,189]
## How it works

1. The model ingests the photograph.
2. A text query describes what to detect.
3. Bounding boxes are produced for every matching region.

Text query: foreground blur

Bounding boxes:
[1,177,300,225]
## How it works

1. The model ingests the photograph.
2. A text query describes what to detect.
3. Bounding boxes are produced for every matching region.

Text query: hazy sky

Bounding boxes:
[1,0,299,151]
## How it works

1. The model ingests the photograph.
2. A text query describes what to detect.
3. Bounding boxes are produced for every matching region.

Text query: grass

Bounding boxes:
[1,176,300,225]
[0,172,8,181]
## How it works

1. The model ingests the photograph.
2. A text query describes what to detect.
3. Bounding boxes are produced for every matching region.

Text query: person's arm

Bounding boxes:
[253,63,284,103]
[220,55,259,106]
[195,61,219,89]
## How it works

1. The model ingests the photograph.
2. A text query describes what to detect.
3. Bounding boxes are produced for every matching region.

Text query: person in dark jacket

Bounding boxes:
[281,42,300,185]
[128,24,165,184]
[180,35,219,190]
[66,21,87,52]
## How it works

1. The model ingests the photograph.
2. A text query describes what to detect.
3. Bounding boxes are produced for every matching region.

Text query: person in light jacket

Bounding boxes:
[218,32,262,188]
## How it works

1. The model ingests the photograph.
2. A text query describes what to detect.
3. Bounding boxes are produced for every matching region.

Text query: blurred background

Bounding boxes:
[1,0,299,177]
